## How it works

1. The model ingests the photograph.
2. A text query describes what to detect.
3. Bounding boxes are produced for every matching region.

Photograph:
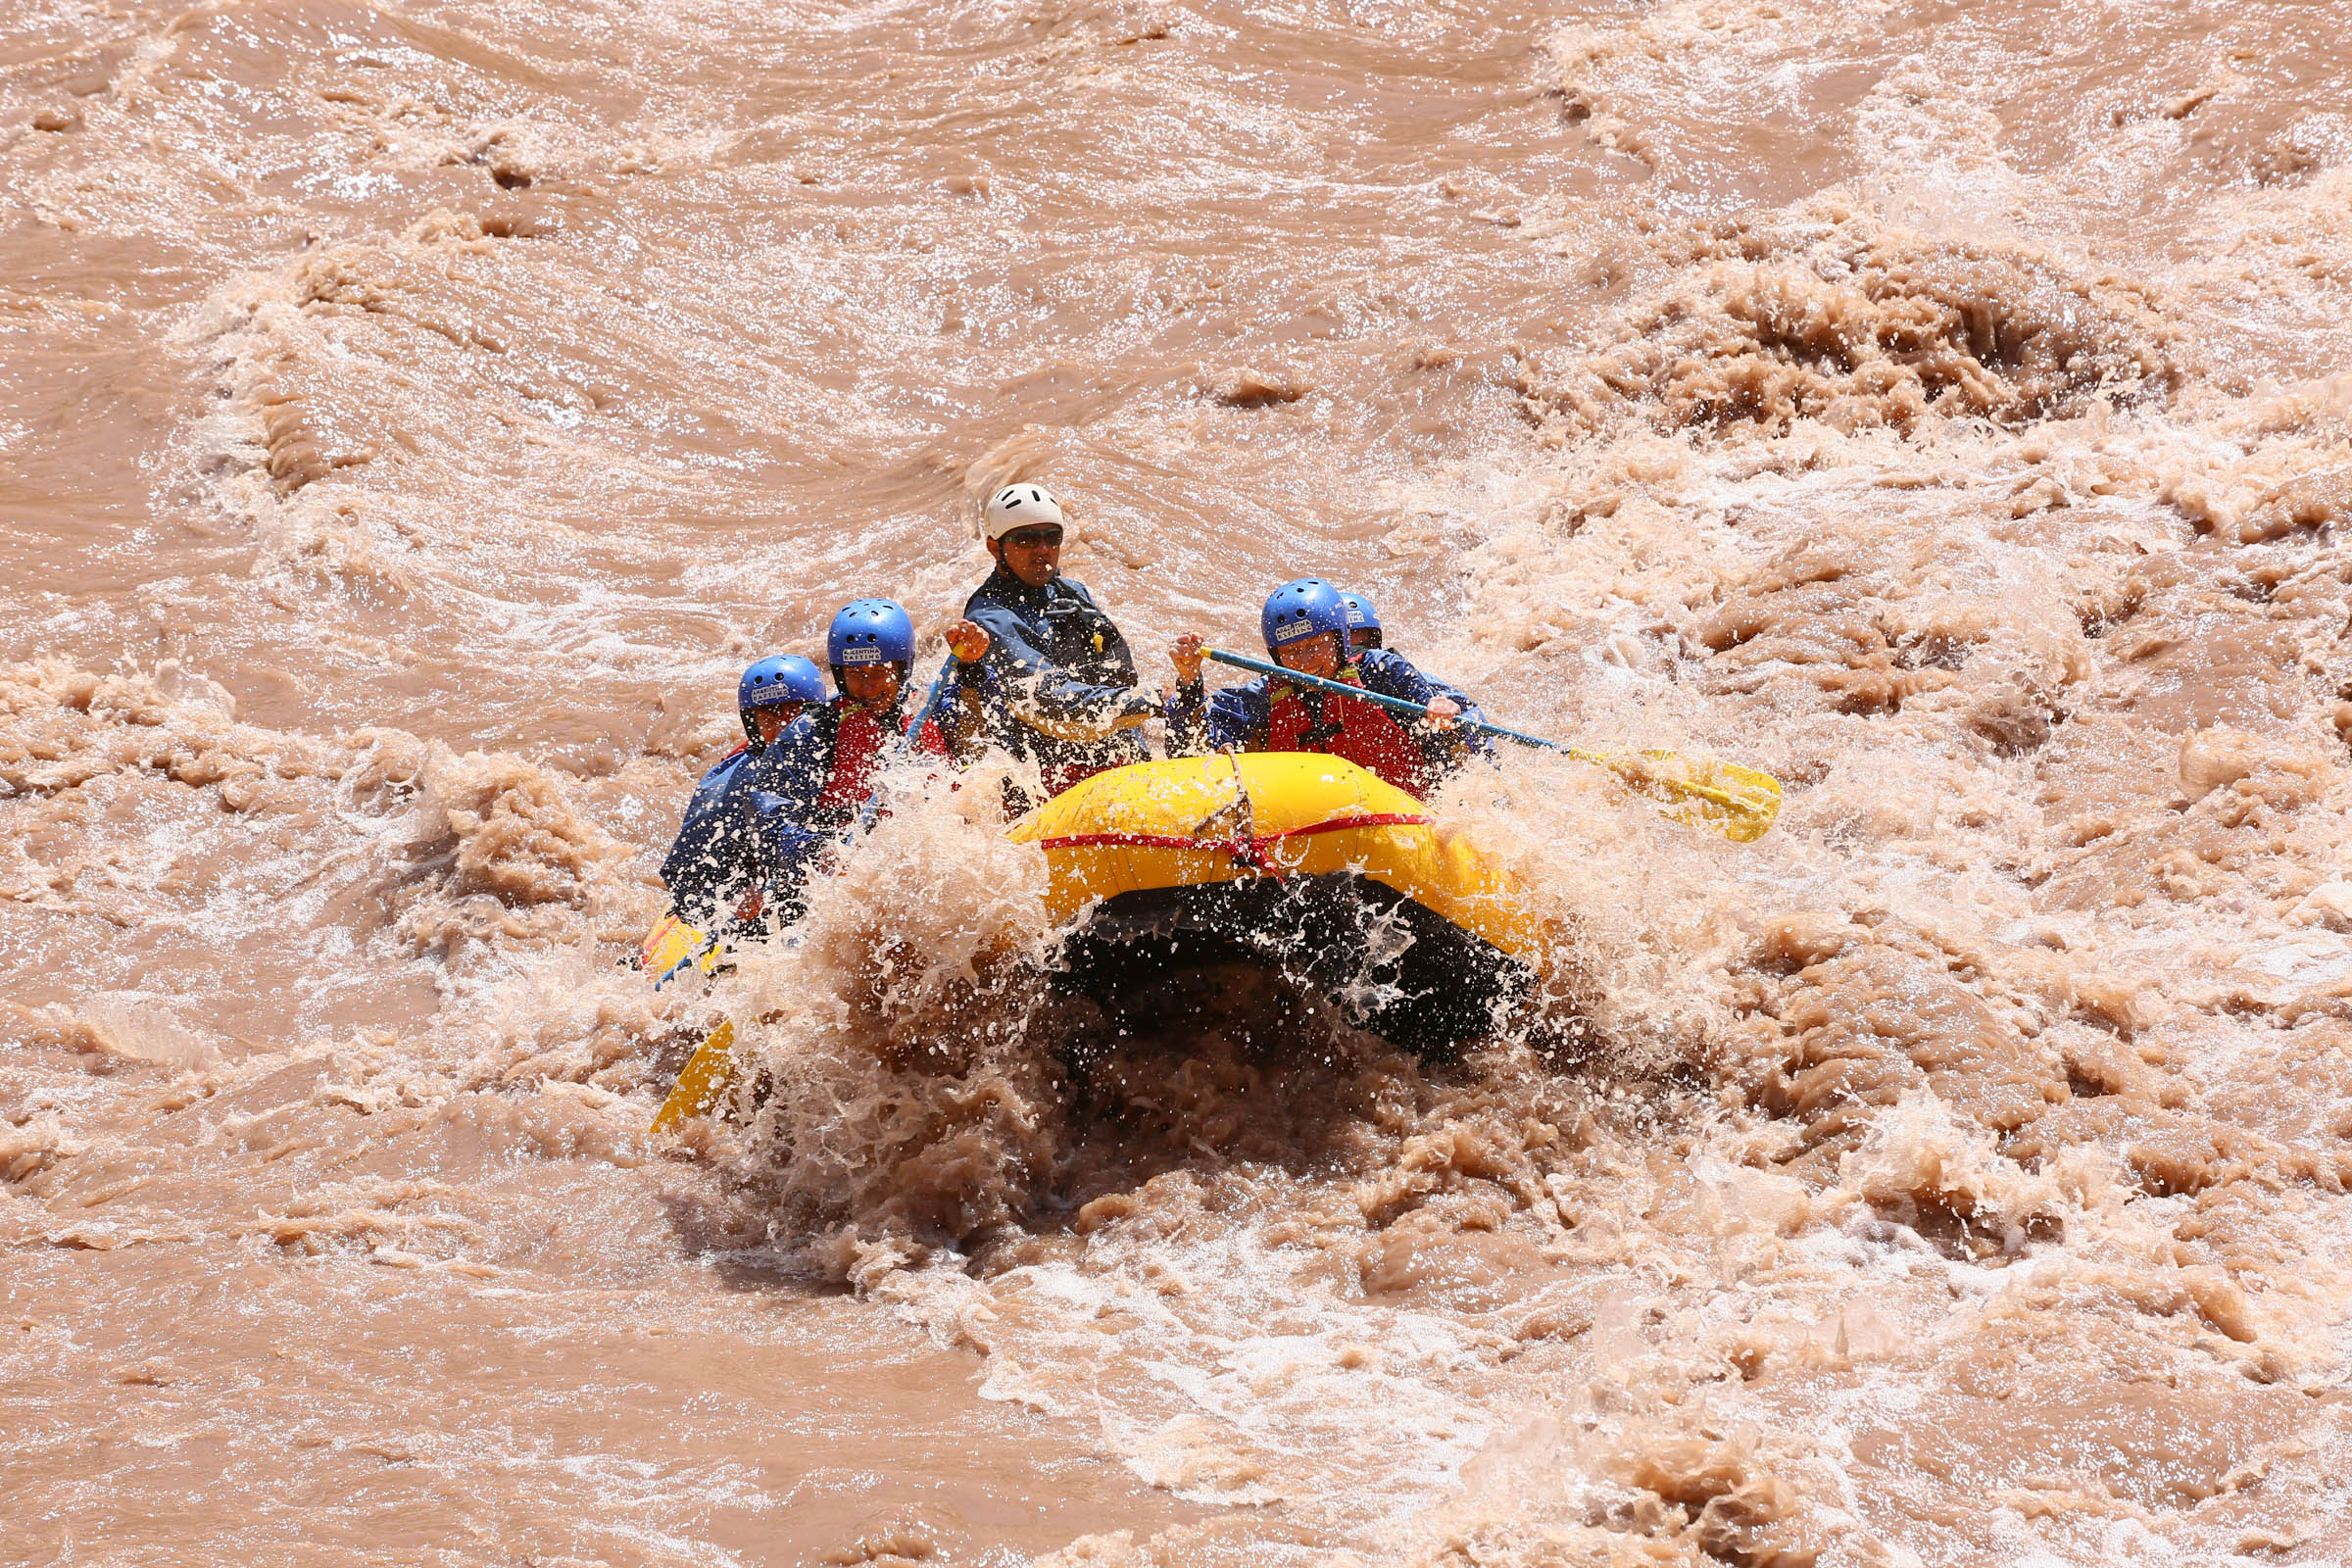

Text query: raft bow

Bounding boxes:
[1007,753,1542,1048]
[648,752,1552,1132]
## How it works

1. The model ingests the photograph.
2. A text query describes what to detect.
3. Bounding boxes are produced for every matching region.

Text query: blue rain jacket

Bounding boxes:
[658,745,771,926]
[954,566,1153,780]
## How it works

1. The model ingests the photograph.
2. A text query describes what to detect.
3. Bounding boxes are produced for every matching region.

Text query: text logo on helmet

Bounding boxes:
[984,481,1066,542]
[1339,591,1379,631]
[827,599,916,669]
[1260,578,1351,650]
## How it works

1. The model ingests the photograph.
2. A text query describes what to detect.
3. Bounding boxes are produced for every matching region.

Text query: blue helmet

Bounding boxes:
[739,655,826,711]
[1339,591,1383,649]
[738,656,824,748]
[827,599,916,673]
[1260,578,1351,654]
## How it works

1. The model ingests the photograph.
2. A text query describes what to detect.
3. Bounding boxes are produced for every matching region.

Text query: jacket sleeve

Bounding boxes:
[1164,677,1270,756]
[1163,678,1208,755]
[911,659,979,755]
[664,751,793,924]
[658,826,724,926]
[1204,681,1271,752]
[755,801,829,877]
[747,726,834,877]
[968,599,1153,739]
[1360,652,1493,756]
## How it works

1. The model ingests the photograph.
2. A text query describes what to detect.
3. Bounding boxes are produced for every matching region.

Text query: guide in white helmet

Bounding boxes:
[940,482,1160,805]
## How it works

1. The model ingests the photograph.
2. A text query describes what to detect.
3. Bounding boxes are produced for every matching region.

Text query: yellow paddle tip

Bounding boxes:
[651,1018,740,1136]
[1582,750,1782,842]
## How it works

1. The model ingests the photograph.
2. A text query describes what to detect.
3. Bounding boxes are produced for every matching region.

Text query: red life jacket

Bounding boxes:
[1041,759,1117,800]
[815,701,949,812]
[1262,671,1433,799]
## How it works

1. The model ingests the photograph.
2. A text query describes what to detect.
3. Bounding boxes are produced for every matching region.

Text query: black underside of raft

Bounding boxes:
[1050,872,1528,1051]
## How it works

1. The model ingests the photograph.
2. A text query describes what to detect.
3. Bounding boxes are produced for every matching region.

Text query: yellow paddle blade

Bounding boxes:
[1566,748,1783,843]
[651,1017,740,1136]
[640,912,722,989]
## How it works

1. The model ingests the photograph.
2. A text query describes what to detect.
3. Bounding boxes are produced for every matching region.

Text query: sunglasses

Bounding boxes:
[1002,526,1062,550]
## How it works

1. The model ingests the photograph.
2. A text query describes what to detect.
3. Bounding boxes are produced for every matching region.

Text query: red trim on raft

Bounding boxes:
[1037,812,1432,857]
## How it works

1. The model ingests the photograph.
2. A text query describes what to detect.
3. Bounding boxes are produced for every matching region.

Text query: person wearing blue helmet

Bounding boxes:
[1339,590,1383,654]
[659,655,825,928]
[736,655,828,748]
[1168,578,1487,800]
[750,599,951,906]
[938,482,1158,802]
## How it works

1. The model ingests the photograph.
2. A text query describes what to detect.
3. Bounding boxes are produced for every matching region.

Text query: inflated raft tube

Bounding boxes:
[1006,753,1543,1049]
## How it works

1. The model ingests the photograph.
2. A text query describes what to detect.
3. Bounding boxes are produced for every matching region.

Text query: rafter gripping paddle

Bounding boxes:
[1200,649,1781,843]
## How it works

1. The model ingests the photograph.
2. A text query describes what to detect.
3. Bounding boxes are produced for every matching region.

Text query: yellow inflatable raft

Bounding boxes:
[1007,752,1540,1047]
[649,752,1544,1132]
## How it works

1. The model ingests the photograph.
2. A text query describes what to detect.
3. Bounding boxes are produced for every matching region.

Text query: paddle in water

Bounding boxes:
[1201,648,1781,842]
[652,1017,739,1135]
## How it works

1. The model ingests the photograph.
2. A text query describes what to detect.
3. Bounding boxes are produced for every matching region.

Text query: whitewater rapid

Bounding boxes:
[5,0,2350,1562]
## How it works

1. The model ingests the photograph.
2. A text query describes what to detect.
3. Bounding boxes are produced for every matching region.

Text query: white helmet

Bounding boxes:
[984,482,1066,542]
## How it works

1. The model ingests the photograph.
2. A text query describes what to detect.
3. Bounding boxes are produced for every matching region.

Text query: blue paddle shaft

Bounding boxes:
[1201,647,1562,753]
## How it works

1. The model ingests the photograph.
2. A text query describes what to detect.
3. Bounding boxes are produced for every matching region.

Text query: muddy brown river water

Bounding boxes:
[6,0,2352,1563]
